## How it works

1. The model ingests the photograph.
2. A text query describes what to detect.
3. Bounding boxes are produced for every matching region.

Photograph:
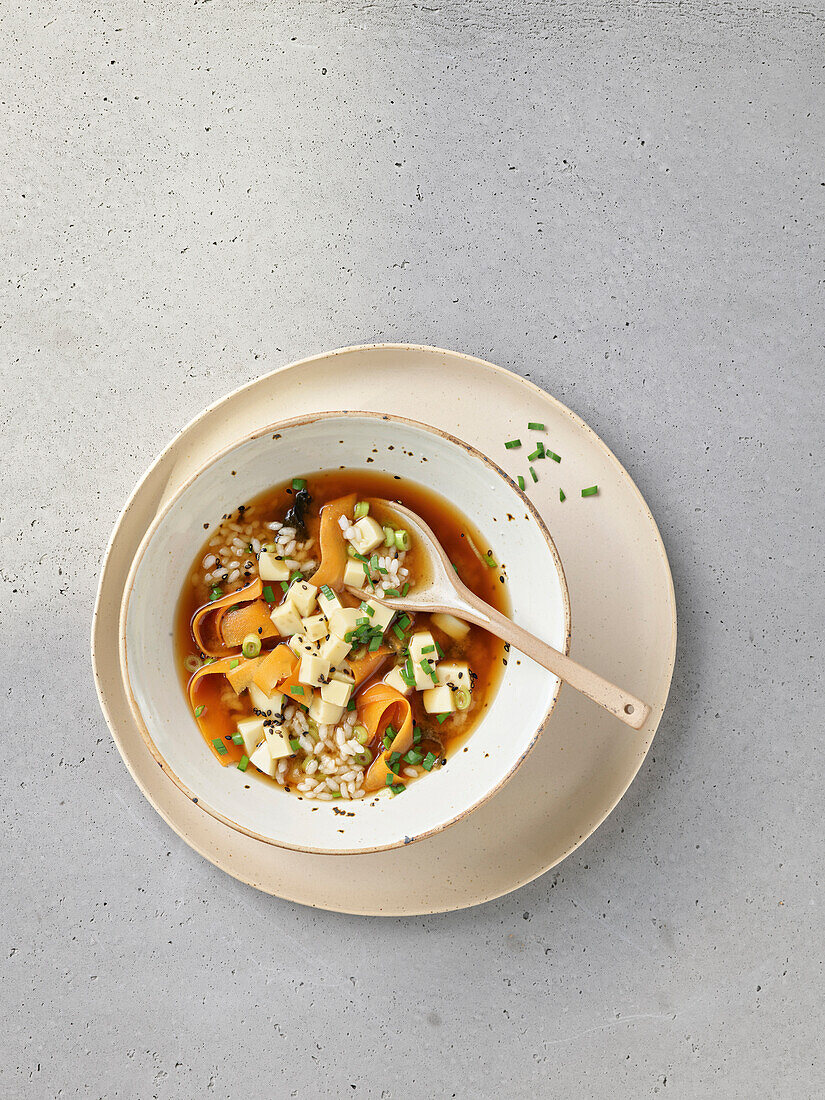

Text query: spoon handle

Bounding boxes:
[454,591,651,730]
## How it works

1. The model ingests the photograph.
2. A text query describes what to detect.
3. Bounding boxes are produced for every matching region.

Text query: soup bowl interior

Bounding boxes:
[121,413,569,854]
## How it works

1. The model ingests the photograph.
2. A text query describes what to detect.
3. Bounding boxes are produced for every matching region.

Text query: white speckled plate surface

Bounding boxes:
[92,344,676,915]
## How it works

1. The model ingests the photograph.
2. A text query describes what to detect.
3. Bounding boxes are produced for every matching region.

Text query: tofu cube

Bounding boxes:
[365,598,394,633]
[430,612,470,641]
[349,516,384,555]
[287,580,318,618]
[317,586,342,620]
[301,614,329,642]
[409,630,438,689]
[288,634,318,659]
[422,684,456,715]
[257,551,289,582]
[236,717,265,756]
[248,684,284,715]
[343,558,369,589]
[330,664,355,685]
[320,678,353,708]
[328,606,362,641]
[383,664,413,696]
[320,633,351,665]
[309,695,345,726]
[298,653,331,687]
[435,662,471,688]
[250,740,277,776]
[270,599,303,637]
[263,724,292,760]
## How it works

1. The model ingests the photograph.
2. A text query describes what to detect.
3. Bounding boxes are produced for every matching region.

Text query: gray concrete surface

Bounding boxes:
[2,1,823,1096]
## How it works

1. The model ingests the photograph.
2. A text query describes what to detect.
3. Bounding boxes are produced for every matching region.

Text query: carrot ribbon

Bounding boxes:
[309,493,357,591]
[253,644,307,705]
[192,577,277,657]
[358,682,414,792]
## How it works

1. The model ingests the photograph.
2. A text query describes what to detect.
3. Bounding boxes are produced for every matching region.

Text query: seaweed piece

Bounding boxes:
[284,488,312,537]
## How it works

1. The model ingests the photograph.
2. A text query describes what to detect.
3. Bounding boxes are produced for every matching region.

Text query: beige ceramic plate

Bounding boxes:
[92,344,676,915]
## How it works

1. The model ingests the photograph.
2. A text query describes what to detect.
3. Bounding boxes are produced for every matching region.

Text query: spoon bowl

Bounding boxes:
[349,502,651,730]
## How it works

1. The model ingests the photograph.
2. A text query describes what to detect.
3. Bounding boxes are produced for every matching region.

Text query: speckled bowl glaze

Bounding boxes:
[119,411,570,855]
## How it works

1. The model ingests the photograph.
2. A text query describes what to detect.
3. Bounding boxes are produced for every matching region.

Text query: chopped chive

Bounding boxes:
[504,439,521,450]
[292,477,307,491]
[436,713,450,724]
[393,624,405,641]
[528,421,545,431]
[435,640,444,658]
[421,659,438,683]
[546,450,561,463]
[290,570,303,583]
[232,733,243,745]
[421,645,435,654]
[229,659,239,669]
[413,726,422,744]
[280,581,289,592]
[422,751,437,771]
[291,685,305,696]
[404,749,424,765]
[237,755,249,772]
[356,616,371,626]
[368,635,381,652]
[360,603,374,616]
[332,791,342,799]
[517,475,525,491]
[485,553,498,568]
[262,585,275,603]
[398,615,411,630]
[194,705,205,718]
[581,485,599,497]
[401,582,410,596]
[390,783,405,795]
[362,562,375,590]
[385,772,395,786]
[321,584,334,600]
[386,724,396,739]
[370,554,379,572]
[212,738,227,756]
[384,587,400,597]
[347,698,356,711]
[559,488,566,502]
[289,738,300,753]
[528,445,543,461]
[529,466,538,483]
[209,586,223,601]
[451,563,458,573]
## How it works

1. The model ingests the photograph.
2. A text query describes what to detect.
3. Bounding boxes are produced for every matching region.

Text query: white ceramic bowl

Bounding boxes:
[119,412,570,854]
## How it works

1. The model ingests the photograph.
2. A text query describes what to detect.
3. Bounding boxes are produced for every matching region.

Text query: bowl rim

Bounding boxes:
[118,409,572,855]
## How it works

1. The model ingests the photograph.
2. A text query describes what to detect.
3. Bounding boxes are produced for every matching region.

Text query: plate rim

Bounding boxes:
[118,408,572,855]
[92,342,677,914]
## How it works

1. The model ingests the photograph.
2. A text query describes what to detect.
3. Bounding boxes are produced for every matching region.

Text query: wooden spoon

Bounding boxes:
[348,503,651,730]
